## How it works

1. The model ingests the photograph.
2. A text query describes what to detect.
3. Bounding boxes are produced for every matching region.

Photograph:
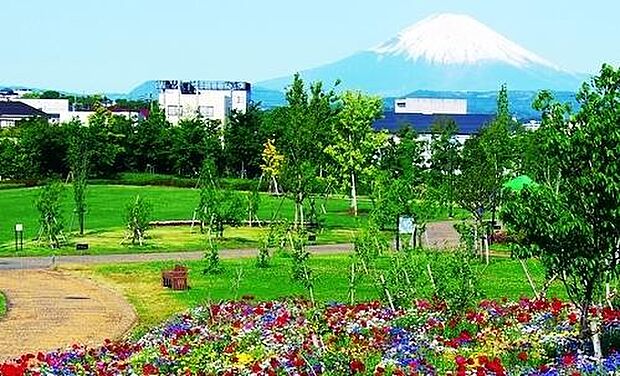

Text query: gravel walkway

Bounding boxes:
[0,269,136,361]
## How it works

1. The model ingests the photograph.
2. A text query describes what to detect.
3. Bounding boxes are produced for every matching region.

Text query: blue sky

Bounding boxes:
[3,0,618,93]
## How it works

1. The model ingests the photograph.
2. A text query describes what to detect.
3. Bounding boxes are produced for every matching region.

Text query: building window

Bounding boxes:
[199,106,214,118]
[167,105,179,116]
[396,101,406,108]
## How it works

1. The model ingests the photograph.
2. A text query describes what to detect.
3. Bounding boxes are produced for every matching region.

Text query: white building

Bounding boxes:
[374,98,494,163]
[157,80,250,124]
[394,98,467,115]
[15,98,73,123]
[3,97,141,125]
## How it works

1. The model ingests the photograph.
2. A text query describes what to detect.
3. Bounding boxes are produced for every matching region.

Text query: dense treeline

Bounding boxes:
[0,73,548,213]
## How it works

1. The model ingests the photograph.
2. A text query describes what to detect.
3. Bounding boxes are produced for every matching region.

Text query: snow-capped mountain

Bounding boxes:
[258,13,585,95]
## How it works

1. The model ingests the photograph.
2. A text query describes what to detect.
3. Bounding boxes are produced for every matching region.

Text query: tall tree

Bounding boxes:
[502,65,620,354]
[479,85,520,223]
[36,181,65,248]
[128,104,174,174]
[274,74,340,226]
[223,104,264,178]
[429,117,461,217]
[67,121,91,235]
[171,117,222,177]
[372,126,429,232]
[326,90,385,216]
[17,118,69,178]
[86,105,126,177]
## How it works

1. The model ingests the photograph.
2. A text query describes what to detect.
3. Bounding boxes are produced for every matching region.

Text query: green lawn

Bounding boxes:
[70,254,566,335]
[0,184,466,256]
[0,185,373,255]
[0,292,5,317]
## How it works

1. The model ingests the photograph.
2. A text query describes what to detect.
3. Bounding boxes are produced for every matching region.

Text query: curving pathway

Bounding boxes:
[0,269,136,361]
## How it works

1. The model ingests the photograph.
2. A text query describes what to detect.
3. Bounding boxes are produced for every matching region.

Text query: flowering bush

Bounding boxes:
[4,298,620,375]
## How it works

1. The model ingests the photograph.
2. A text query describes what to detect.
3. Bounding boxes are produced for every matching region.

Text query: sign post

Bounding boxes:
[396,215,414,251]
[15,223,23,253]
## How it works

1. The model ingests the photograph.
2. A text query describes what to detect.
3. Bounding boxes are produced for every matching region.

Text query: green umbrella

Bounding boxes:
[503,175,536,191]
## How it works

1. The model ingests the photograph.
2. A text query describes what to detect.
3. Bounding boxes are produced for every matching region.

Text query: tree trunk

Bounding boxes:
[350,172,358,216]
[78,211,85,236]
[579,283,602,358]
[299,193,304,228]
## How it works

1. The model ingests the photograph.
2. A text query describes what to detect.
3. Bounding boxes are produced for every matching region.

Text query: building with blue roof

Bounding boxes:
[373,112,495,135]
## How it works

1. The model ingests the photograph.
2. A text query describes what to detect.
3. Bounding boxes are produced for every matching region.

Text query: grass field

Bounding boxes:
[0,185,376,255]
[68,254,566,335]
[0,184,466,256]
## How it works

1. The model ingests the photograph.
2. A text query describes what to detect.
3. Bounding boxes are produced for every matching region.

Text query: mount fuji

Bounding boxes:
[257,13,585,96]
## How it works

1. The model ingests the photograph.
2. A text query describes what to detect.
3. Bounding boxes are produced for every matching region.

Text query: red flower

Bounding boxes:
[485,357,505,376]
[517,351,528,362]
[373,366,386,376]
[350,359,366,374]
[142,364,159,375]
[0,362,28,376]
[251,362,262,373]
[562,353,576,366]
[516,312,531,323]
[568,312,578,324]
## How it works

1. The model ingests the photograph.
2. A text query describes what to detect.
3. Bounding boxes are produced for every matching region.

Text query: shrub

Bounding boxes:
[124,195,152,246]
[35,181,66,248]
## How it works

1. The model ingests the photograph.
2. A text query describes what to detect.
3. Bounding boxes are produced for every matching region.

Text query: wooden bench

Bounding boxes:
[162,265,189,290]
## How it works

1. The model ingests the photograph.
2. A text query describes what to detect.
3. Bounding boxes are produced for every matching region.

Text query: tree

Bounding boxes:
[502,65,620,354]
[454,135,496,261]
[224,104,264,178]
[478,84,520,224]
[124,195,152,246]
[128,104,174,174]
[371,126,429,234]
[35,181,65,248]
[171,117,221,176]
[260,139,284,194]
[17,118,69,178]
[40,90,61,99]
[86,105,126,177]
[429,117,460,217]
[0,137,20,179]
[67,122,91,236]
[275,74,340,226]
[521,90,572,189]
[195,160,245,238]
[326,91,384,216]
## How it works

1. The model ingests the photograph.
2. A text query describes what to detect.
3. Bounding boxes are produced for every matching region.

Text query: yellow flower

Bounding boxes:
[236,353,254,366]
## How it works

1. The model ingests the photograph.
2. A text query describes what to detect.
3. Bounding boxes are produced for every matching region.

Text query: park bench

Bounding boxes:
[162,265,189,291]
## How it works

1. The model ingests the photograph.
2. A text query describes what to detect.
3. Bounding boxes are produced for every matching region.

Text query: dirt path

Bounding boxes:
[425,221,461,249]
[0,269,136,361]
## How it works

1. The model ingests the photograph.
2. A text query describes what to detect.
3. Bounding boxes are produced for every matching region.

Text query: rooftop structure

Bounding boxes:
[157,80,250,124]
[373,112,495,135]
[394,97,468,114]
[0,101,55,127]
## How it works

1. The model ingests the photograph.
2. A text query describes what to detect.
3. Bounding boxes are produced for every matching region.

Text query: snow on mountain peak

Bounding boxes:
[372,13,560,70]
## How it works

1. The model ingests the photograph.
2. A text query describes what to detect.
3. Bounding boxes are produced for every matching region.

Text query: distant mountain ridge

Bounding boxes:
[3,13,587,120]
[258,13,586,95]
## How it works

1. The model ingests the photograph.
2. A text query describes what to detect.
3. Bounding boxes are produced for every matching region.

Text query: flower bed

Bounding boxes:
[3,298,620,375]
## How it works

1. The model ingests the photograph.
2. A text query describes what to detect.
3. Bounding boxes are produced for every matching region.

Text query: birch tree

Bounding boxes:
[326,91,384,216]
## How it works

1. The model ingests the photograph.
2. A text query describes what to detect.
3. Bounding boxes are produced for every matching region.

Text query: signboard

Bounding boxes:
[15,223,23,232]
[398,216,414,234]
